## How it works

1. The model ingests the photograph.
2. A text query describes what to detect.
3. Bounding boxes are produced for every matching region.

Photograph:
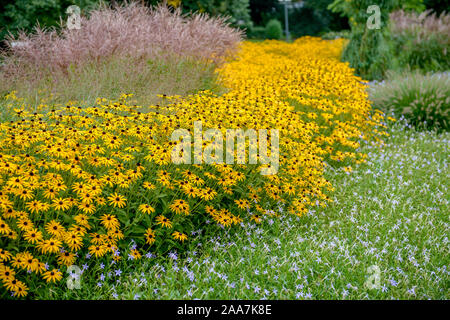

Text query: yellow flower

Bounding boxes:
[155,215,172,229]
[24,228,43,244]
[172,231,188,242]
[130,249,142,259]
[43,269,63,283]
[52,197,71,211]
[250,214,262,224]
[89,244,107,258]
[139,203,155,215]
[58,251,76,266]
[100,214,120,230]
[145,228,156,245]
[107,192,127,208]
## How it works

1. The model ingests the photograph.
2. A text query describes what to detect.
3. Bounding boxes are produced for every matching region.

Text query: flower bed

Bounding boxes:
[0,37,387,297]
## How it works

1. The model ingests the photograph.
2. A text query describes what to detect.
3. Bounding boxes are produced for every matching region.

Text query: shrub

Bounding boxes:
[265,19,282,40]
[328,0,426,80]
[424,0,450,14]
[246,26,266,39]
[369,71,450,131]
[341,29,393,81]
[390,10,450,73]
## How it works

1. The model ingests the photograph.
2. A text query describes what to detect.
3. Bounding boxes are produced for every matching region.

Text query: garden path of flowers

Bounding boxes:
[0,37,389,297]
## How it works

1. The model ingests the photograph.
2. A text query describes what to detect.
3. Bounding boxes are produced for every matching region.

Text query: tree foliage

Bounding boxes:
[328,0,426,80]
[0,0,98,43]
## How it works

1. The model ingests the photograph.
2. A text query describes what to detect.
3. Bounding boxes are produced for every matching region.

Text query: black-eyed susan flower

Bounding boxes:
[234,199,250,210]
[78,202,96,214]
[52,197,71,211]
[145,228,156,245]
[45,220,65,237]
[0,264,15,282]
[139,203,155,215]
[172,231,188,242]
[0,248,12,262]
[107,193,126,208]
[88,244,107,258]
[12,280,28,297]
[24,228,43,244]
[43,269,63,283]
[37,238,62,254]
[143,181,155,190]
[130,249,141,259]
[57,251,76,266]
[155,215,172,228]
[100,214,120,230]
[64,231,84,251]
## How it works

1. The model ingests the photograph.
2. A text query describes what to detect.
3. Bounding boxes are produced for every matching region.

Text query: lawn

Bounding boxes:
[35,121,449,300]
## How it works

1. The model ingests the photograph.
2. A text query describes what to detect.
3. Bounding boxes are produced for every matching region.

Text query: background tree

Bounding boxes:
[424,0,449,14]
[249,0,279,26]
[0,0,98,44]
[289,0,349,37]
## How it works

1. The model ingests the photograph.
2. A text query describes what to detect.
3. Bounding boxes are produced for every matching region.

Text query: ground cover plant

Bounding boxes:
[0,32,388,298]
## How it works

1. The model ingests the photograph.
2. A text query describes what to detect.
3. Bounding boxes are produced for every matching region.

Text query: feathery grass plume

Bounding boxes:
[389,9,450,72]
[0,2,242,105]
[2,2,242,72]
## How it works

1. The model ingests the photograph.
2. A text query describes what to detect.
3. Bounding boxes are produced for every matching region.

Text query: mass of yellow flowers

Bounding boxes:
[0,37,387,297]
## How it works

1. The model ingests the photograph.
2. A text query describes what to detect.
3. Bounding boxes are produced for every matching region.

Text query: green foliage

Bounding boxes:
[369,71,450,131]
[328,0,428,80]
[163,0,253,30]
[246,25,266,39]
[264,19,282,40]
[0,0,98,42]
[249,0,279,26]
[424,0,450,14]
[289,0,349,37]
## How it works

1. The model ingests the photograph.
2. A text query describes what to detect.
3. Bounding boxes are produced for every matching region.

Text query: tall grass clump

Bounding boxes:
[0,2,242,106]
[369,71,450,131]
[390,9,450,73]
